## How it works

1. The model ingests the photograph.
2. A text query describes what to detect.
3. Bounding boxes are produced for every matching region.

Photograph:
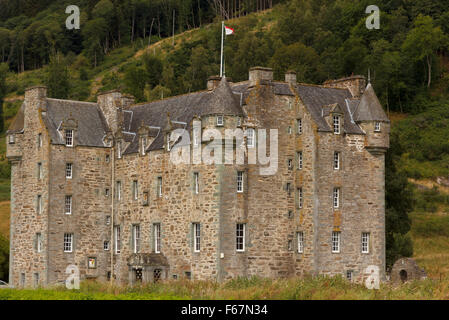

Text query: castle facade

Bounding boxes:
[6,67,389,287]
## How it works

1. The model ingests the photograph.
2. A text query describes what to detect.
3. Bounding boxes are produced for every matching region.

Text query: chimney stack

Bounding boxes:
[249,67,273,87]
[207,76,222,90]
[285,71,297,84]
[323,76,366,99]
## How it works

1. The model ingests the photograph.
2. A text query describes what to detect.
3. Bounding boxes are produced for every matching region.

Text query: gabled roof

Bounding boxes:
[353,83,389,122]
[42,99,110,147]
[294,84,364,134]
[6,103,25,134]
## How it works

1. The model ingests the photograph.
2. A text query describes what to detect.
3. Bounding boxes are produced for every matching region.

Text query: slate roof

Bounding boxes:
[42,99,109,147]
[6,103,25,134]
[353,83,390,122]
[294,84,365,134]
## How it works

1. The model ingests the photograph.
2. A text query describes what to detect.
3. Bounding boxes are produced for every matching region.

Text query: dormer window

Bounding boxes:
[117,141,122,159]
[237,118,242,127]
[65,130,73,147]
[8,134,15,144]
[333,116,341,135]
[246,128,255,148]
[141,136,147,156]
[374,122,381,132]
[297,119,302,134]
[216,115,224,126]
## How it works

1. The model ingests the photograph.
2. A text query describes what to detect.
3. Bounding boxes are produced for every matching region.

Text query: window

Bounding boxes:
[297,232,304,253]
[105,155,110,163]
[332,231,340,253]
[286,183,291,196]
[288,210,293,219]
[8,134,15,144]
[167,135,171,151]
[194,172,199,194]
[362,232,370,254]
[20,273,25,287]
[88,257,97,269]
[114,226,121,254]
[141,137,147,156]
[154,223,161,253]
[133,180,138,200]
[157,177,163,198]
[288,159,293,169]
[237,117,242,127]
[117,141,122,159]
[105,188,110,197]
[193,223,201,252]
[132,224,140,254]
[334,152,340,170]
[106,216,111,226]
[66,163,73,179]
[297,119,302,134]
[38,134,42,148]
[37,195,42,215]
[246,128,255,148]
[65,195,72,215]
[333,188,340,209]
[374,122,381,132]
[64,233,73,252]
[34,273,39,288]
[288,240,293,251]
[237,171,244,193]
[65,130,73,147]
[216,115,224,126]
[287,126,292,135]
[116,181,121,200]
[297,151,303,170]
[298,188,303,208]
[36,233,42,253]
[143,191,149,206]
[346,270,353,281]
[236,224,245,252]
[333,115,341,134]
[37,163,42,180]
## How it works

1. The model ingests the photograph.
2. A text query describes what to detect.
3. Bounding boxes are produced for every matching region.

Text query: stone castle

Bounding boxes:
[6,67,389,287]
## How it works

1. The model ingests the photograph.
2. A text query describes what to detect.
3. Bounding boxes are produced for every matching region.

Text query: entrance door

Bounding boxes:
[135,268,143,283]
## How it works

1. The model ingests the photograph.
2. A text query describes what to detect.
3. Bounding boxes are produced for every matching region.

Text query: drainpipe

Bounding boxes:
[110,147,115,285]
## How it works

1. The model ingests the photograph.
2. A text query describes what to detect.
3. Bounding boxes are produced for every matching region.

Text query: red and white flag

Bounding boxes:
[225,26,235,35]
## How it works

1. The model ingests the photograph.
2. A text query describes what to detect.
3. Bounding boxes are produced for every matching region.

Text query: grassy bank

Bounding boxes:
[1,276,449,300]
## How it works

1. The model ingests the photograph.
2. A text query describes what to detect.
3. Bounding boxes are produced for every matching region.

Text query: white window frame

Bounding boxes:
[64,233,73,253]
[288,159,293,169]
[141,137,147,156]
[133,180,138,200]
[65,130,73,147]
[193,223,201,253]
[114,226,121,254]
[298,151,303,170]
[8,134,15,144]
[116,181,121,200]
[362,232,370,254]
[297,119,302,134]
[298,187,303,209]
[38,133,42,148]
[66,163,73,179]
[65,195,72,215]
[194,172,199,194]
[117,141,122,159]
[332,231,341,253]
[334,152,340,170]
[104,241,110,251]
[246,128,255,148]
[37,195,42,215]
[167,135,171,151]
[157,177,163,198]
[297,232,304,253]
[132,224,140,254]
[346,270,353,281]
[237,171,244,193]
[36,233,42,253]
[154,223,161,253]
[236,223,245,252]
[333,188,340,209]
[216,115,224,126]
[333,115,341,135]
[374,122,381,132]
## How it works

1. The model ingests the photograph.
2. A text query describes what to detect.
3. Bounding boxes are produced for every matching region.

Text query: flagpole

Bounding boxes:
[220,21,224,78]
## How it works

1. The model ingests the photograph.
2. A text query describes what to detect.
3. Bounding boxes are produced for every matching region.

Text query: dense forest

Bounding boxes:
[1,0,449,280]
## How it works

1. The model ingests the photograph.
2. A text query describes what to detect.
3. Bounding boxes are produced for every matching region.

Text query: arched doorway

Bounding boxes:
[399,269,407,283]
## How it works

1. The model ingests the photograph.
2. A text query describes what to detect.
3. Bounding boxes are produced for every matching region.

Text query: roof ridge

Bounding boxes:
[46,98,98,105]
[297,83,349,90]
[130,89,211,108]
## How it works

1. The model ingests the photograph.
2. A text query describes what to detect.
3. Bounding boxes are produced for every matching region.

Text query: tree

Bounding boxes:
[123,64,147,102]
[45,53,70,99]
[0,234,8,282]
[0,63,9,133]
[385,131,415,269]
[142,54,163,88]
[402,15,445,88]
